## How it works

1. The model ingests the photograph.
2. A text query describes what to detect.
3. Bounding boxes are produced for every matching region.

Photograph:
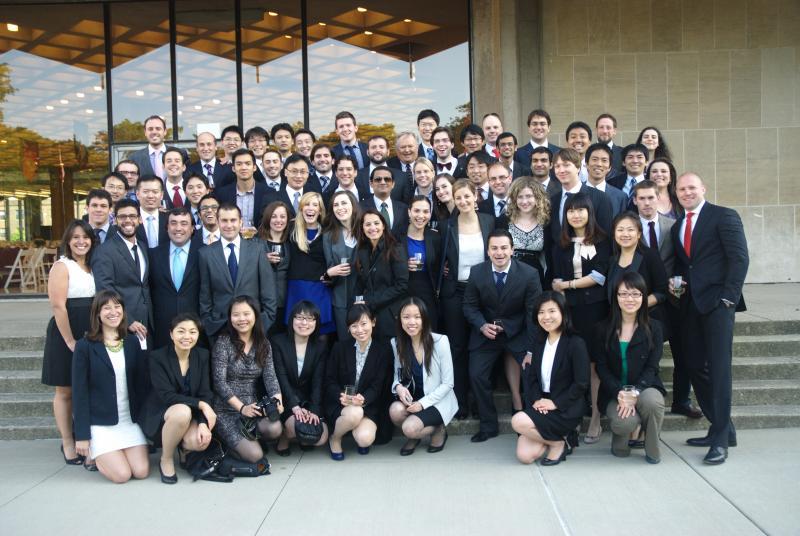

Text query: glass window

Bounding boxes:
[0,4,108,241]
[241,1,304,134]
[175,0,238,140]
[306,1,471,144]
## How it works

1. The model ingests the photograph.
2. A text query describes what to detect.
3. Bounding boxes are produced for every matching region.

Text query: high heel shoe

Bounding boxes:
[400,439,421,456]
[328,444,344,461]
[60,444,84,466]
[541,443,568,466]
[160,461,178,484]
[427,431,448,453]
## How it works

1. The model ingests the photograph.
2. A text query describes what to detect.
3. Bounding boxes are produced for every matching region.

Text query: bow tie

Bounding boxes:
[437,162,452,171]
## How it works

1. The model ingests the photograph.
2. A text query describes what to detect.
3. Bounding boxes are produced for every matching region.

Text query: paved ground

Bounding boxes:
[0,429,797,536]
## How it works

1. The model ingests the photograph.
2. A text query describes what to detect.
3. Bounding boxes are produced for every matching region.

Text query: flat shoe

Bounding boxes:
[275,446,291,457]
[159,462,178,484]
[60,444,84,466]
[328,445,344,461]
[541,447,567,466]
[400,439,421,456]
[83,462,98,472]
[357,446,370,455]
[427,432,448,454]
[583,434,600,444]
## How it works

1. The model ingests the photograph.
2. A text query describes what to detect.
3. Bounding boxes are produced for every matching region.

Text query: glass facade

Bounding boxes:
[0,0,470,242]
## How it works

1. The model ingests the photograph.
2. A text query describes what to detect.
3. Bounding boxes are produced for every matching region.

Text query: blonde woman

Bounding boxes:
[285,192,336,340]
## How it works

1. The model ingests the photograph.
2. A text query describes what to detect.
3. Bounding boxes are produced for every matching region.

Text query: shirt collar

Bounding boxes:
[285,185,302,198]
[686,200,705,216]
[640,214,658,226]
[141,208,159,219]
[586,180,606,191]
[530,139,549,149]
[202,226,218,240]
[221,235,241,249]
[169,241,188,255]
[493,261,511,274]
[354,339,372,355]
[565,182,582,194]
[148,144,165,156]
[373,195,392,209]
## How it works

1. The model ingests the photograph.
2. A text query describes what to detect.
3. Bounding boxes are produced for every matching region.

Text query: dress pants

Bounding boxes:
[441,283,470,410]
[666,302,692,407]
[468,339,509,434]
[681,296,736,447]
[606,387,665,460]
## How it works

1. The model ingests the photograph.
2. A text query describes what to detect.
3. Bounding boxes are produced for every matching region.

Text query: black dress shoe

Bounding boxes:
[541,445,567,466]
[427,432,448,453]
[671,404,704,419]
[275,446,291,457]
[60,444,84,466]
[470,431,498,443]
[400,439,421,456]
[159,463,178,484]
[687,435,737,448]
[703,446,728,465]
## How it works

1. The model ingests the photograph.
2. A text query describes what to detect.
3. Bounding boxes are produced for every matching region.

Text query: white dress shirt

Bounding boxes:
[540,336,560,392]
[221,235,241,264]
[679,200,705,247]
[119,233,146,281]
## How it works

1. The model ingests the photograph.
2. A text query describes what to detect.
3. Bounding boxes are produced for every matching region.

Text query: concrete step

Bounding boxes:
[0,371,52,394]
[659,356,800,380]
[0,351,43,371]
[733,320,800,336]
[0,337,46,352]
[0,416,58,440]
[0,393,51,417]
[663,334,800,359]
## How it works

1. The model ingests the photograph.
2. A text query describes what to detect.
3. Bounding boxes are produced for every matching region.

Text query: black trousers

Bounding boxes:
[469,339,511,434]
[441,283,470,410]
[666,303,692,407]
[681,296,736,447]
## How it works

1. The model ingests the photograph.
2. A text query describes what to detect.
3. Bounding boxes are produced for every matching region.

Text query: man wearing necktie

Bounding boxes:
[481,113,504,159]
[280,154,315,218]
[416,109,439,160]
[465,150,493,202]
[134,175,167,249]
[310,144,335,194]
[262,149,283,191]
[669,172,748,465]
[478,162,512,229]
[189,132,220,189]
[463,229,542,443]
[85,189,113,245]
[197,195,221,246]
[360,166,409,239]
[162,148,187,209]
[332,111,367,170]
[127,115,188,182]
[608,143,648,197]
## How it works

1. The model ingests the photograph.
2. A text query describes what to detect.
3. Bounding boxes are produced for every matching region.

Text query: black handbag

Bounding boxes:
[294,420,324,446]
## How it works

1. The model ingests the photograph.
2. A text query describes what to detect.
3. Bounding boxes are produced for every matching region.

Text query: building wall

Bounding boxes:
[473,0,800,283]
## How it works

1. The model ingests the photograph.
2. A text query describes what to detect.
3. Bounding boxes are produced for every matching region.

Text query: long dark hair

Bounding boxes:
[258,201,291,242]
[224,295,270,368]
[533,291,574,340]
[394,298,434,375]
[644,157,682,217]
[636,126,673,161]
[559,192,606,248]
[355,209,398,266]
[605,272,653,352]
[288,300,321,341]
[61,219,97,265]
[322,190,360,244]
[611,211,646,255]
[85,290,128,342]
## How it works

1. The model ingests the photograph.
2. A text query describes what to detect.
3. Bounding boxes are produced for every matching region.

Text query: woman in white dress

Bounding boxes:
[73,290,150,483]
[41,220,96,466]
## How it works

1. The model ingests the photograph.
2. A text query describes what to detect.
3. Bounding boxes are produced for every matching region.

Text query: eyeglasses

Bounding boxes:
[371,176,393,183]
[115,214,139,221]
[617,291,643,300]
[200,204,219,212]
[118,170,139,176]
[294,315,317,323]
[104,184,126,191]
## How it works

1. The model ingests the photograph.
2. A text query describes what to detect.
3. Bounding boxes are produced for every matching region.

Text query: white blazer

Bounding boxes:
[390,333,458,425]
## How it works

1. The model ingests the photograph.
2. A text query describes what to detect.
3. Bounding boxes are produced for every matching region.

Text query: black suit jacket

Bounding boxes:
[512,162,532,179]
[402,228,442,293]
[547,184,614,243]
[356,166,413,205]
[72,336,149,441]
[309,171,337,199]
[514,141,561,166]
[128,145,189,179]
[360,197,410,239]
[186,159,227,189]
[477,192,509,229]
[522,334,589,422]
[273,186,318,218]
[437,158,468,179]
[323,339,392,422]
[439,213,495,297]
[148,240,201,349]
[214,181,271,229]
[671,202,748,314]
[135,211,169,249]
[332,141,369,169]
[212,162,236,189]
[140,345,212,439]
[608,142,624,176]
[462,259,542,354]
[354,241,409,339]
[92,232,153,329]
[551,237,612,306]
[272,333,326,416]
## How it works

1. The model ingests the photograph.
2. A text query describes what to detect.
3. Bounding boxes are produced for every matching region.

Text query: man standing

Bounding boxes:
[85,189,113,244]
[608,144,649,198]
[309,144,336,196]
[595,113,624,175]
[431,127,465,178]
[584,143,627,217]
[245,126,270,182]
[198,203,277,337]
[496,132,531,179]
[356,135,410,202]
[360,166,409,239]
[196,194,221,246]
[294,128,316,159]
[277,154,317,218]
[128,115,186,181]
[515,109,560,166]
[114,160,140,201]
[463,229,541,442]
[530,147,561,197]
[215,148,271,229]
[478,162,513,229]
[92,198,152,341]
[162,147,187,209]
[416,109,439,160]
[186,132,223,189]
[149,207,200,349]
[565,121,592,182]
[135,175,168,249]
[386,131,419,201]
[271,123,295,162]
[262,149,283,192]
[481,113,503,158]
[331,111,368,169]
[465,151,493,202]
[670,172,748,465]
[101,172,127,207]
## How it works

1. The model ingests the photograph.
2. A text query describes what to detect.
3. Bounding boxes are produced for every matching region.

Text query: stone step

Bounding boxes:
[734,320,800,336]
[0,337,46,352]
[0,351,43,371]
[0,393,51,417]
[0,416,58,440]
[0,371,52,394]
[659,356,800,380]
[663,334,800,359]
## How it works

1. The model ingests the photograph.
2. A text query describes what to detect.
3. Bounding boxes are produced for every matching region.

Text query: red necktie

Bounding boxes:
[172,185,184,208]
[683,212,694,257]
[492,147,500,159]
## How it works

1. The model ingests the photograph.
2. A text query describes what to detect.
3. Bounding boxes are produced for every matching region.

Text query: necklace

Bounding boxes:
[104,339,124,352]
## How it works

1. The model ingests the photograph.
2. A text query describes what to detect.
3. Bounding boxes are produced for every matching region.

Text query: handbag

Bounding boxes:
[294,420,324,446]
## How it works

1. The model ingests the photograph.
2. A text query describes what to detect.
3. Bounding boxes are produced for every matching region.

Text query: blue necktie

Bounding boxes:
[146,215,158,248]
[293,191,301,214]
[227,243,238,285]
[494,271,506,294]
[172,246,185,290]
[425,147,435,161]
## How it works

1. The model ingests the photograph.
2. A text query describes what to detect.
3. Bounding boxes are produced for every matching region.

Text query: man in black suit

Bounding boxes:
[278,154,318,218]
[416,109,439,161]
[496,131,531,179]
[459,124,486,160]
[463,229,542,442]
[92,198,152,341]
[245,126,270,183]
[135,175,169,248]
[530,146,561,197]
[212,125,244,189]
[85,189,113,244]
[186,132,225,189]
[355,135,410,203]
[466,151,494,202]
[162,147,188,209]
[271,123,295,163]
[430,127,466,179]
[214,148,271,230]
[481,113,504,158]
[331,111,368,170]
[584,143,628,217]
[309,143,336,196]
[608,143,649,198]
[198,203,277,338]
[478,162,512,229]
[148,207,200,348]
[565,121,592,182]
[670,172,749,465]
[515,109,560,166]
[261,148,283,191]
[386,131,418,200]
[360,166,409,239]
[596,113,624,176]
[127,115,188,181]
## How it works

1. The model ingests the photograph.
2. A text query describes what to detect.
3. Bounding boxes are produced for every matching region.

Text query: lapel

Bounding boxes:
[630,250,644,272]
[550,335,568,378]
[345,344,357,385]
[188,348,203,393]
[688,203,713,251]
[92,340,115,373]
[111,234,139,279]
[166,345,183,386]
[181,241,198,291]
[124,337,138,380]
[297,339,318,381]
[356,342,377,391]
[210,240,234,288]
[672,214,689,263]
[234,240,253,290]
[657,215,674,250]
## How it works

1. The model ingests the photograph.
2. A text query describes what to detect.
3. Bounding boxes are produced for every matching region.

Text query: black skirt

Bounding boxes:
[407,271,439,331]
[41,297,93,386]
[524,394,581,441]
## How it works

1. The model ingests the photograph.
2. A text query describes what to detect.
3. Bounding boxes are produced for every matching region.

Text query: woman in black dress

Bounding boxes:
[258,201,291,334]
[507,176,550,287]
[324,305,392,460]
[511,292,589,465]
[404,195,441,330]
[273,301,329,455]
[42,219,96,465]
[550,192,611,443]
[140,313,216,483]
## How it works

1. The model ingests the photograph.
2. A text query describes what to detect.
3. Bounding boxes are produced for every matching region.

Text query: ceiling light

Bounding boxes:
[357,7,367,12]
[194,105,202,110]
[267,11,278,16]
[364,30,373,35]
[76,92,85,98]
[318,22,326,26]
[135,90,144,96]
[45,105,54,110]
[177,95,184,101]
[404,19,412,23]
[85,109,93,114]
[60,99,69,104]
[0,140,6,144]
[93,86,102,91]
[212,98,221,104]
[370,50,376,54]
[178,111,183,115]
[6,23,18,32]
[284,34,292,39]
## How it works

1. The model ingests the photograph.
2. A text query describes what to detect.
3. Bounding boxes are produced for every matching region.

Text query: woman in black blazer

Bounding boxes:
[550,192,611,443]
[511,292,590,465]
[354,209,409,341]
[595,272,666,463]
[404,195,442,330]
[141,313,216,484]
[258,201,292,335]
[274,301,329,456]
[72,290,150,483]
[324,305,392,460]
[439,179,495,418]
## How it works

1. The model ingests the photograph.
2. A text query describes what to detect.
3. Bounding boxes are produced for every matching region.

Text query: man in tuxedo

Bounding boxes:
[92,198,152,341]
[271,123,294,162]
[331,111,368,169]
[162,147,187,209]
[310,144,336,195]
[466,151,493,202]
[416,109,439,160]
[186,132,224,189]
[431,127,465,179]
[245,126,270,182]
[596,113,624,175]
[584,143,628,217]
[515,109,561,166]
[356,135,410,203]
[608,143,649,197]
[198,203,277,337]
[496,132,531,179]
[148,207,200,349]
[277,154,317,218]
[135,175,168,248]
[262,148,283,191]
[530,147,561,197]
[463,229,542,442]
[360,166,408,239]
[127,115,187,181]
[214,148,271,229]
[633,181,703,420]
[114,160,140,201]
[85,189,113,244]
[481,113,503,158]
[478,162,512,229]
[670,172,749,465]
[565,121,592,182]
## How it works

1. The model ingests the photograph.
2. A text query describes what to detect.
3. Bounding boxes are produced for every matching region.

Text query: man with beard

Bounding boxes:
[529,147,561,197]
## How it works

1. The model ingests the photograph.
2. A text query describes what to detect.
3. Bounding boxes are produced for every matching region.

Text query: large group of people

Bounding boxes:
[43,108,750,484]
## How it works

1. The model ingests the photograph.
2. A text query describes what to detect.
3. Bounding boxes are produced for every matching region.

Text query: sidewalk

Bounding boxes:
[0,429,797,535]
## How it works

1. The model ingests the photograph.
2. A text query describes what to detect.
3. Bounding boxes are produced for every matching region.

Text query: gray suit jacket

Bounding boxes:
[198,238,277,337]
[92,232,153,329]
[128,145,189,178]
[322,230,356,309]
[656,214,676,276]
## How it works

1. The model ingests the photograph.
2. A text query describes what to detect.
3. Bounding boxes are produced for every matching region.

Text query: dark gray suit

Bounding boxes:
[92,232,153,330]
[197,238,277,337]
[322,230,357,341]
[128,145,189,179]
[596,183,628,217]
